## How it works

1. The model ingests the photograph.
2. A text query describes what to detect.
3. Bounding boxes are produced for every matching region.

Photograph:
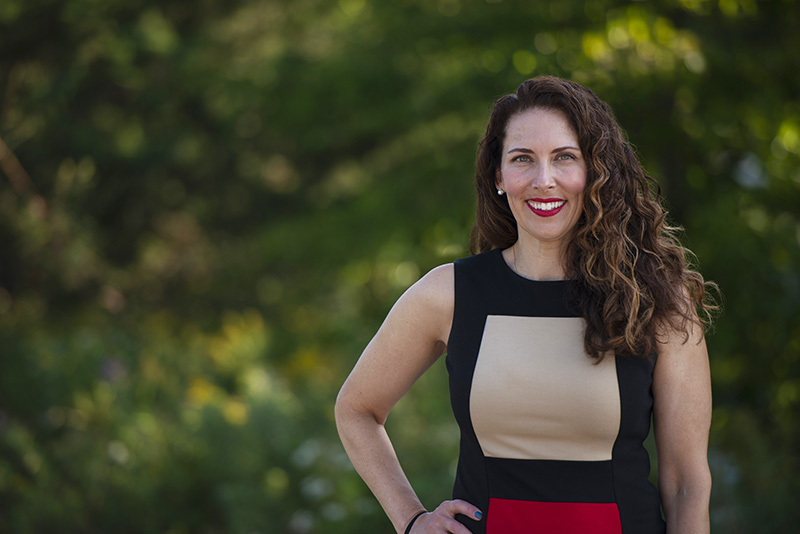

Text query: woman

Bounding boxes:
[335,76,716,534]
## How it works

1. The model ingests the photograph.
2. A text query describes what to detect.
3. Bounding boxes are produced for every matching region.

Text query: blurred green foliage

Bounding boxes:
[1,0,798,532]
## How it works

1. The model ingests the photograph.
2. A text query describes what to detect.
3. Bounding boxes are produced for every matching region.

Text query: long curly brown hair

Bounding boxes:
[470,75,718,359]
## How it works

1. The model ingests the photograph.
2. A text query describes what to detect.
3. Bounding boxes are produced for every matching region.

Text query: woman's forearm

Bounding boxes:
[335,405,426,533]
[662,480,711,534]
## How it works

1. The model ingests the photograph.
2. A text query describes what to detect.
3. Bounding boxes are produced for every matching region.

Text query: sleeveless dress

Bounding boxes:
[446,249,666,534]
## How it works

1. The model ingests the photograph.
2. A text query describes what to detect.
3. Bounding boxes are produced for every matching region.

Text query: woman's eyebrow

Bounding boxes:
[506,146,580,154]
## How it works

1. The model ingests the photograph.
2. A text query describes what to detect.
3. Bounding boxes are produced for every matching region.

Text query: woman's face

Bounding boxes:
[496,107,587,250]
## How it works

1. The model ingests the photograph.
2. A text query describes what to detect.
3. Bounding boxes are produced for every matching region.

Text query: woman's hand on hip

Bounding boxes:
[408,500,483,533]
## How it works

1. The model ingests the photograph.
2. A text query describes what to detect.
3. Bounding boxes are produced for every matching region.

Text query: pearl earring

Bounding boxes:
[497,189,505,195]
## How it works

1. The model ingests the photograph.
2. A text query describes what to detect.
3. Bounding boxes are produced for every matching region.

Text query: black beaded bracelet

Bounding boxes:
[404,510,427,534]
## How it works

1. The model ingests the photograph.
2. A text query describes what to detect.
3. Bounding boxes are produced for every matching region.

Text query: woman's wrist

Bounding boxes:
[404,510,427,534]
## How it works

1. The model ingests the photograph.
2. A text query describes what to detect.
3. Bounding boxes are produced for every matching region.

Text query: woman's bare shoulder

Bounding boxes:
[417,263,455,290]
[404,263,454,311]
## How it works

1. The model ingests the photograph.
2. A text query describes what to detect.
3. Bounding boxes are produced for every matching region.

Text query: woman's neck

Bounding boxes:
[503,240,568,281]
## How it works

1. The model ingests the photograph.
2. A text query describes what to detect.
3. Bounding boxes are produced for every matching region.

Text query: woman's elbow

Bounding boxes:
[335,387,378,431]
[334,387,353,429]
[660,464,712,502]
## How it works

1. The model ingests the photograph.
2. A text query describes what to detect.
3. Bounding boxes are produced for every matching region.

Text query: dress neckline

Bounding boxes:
[492,248,574,284]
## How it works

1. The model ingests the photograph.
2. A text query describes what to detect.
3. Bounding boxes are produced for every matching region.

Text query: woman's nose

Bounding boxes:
[531,164,556,190]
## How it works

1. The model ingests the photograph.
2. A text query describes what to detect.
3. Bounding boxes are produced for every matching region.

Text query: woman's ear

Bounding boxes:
[495,169,506,196]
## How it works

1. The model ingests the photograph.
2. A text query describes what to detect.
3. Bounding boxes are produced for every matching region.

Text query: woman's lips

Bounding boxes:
[526,198,566,217]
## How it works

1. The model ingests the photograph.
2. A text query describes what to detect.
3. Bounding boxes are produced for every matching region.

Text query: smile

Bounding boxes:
[526,199,566,217]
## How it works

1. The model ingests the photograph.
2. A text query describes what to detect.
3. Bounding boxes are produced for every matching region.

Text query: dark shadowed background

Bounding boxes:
[1,0,798,532]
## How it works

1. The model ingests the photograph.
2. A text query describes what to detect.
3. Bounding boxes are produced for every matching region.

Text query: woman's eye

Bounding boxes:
[556,153,576,161]
[511,155,531,162]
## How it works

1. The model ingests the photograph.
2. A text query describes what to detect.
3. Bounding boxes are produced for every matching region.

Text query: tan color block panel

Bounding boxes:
[470,316,621,461]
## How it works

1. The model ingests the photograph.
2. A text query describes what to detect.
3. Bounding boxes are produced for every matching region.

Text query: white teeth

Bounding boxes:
[527,200,565,211]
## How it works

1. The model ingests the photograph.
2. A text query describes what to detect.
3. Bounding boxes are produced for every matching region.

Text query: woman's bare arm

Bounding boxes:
[334,264,481,533]
[653,318,713,534]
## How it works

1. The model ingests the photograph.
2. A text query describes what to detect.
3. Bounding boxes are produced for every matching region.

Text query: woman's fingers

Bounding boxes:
[442,499,483,522]
[411,500,483,533]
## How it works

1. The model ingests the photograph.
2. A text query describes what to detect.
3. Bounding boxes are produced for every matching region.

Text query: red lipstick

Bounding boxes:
[526,198,566,218]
